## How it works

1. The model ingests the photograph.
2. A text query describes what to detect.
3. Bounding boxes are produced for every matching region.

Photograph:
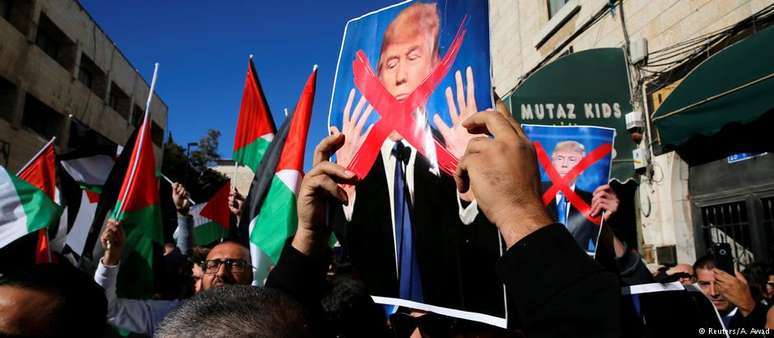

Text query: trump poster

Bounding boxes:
[523,124,616,256]
[327,0,507,327]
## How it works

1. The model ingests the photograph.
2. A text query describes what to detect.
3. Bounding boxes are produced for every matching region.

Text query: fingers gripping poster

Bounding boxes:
[522,125,616,255]
[327,0,507,327]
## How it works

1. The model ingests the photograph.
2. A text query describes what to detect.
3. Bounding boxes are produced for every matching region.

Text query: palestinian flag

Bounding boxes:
[249,66,317,281]
[232,57,276,173]
[55,144,119,257]
[238,102,293,285]
[190,181,230,246]
[0,139,62,258]
[85,128,138,261]
[111,109,164,298]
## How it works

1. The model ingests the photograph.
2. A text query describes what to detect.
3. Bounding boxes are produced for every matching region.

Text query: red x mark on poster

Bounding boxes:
[533,142,613,225]
[344,17,469,180]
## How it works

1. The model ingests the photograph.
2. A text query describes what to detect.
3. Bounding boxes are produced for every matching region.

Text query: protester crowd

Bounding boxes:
[2,105,774,338]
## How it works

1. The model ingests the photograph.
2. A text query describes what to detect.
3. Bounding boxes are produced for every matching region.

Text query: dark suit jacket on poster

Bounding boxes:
[332,153,506,317]
[541,182,599,251]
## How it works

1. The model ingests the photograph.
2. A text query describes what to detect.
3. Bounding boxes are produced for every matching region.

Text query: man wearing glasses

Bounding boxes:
[94,219,253,336]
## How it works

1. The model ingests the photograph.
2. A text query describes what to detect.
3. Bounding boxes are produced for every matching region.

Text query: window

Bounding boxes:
[0,75,17,122]
[700,201,753,269]
[151,121,164,147]
[131,105,144,127]
[22,94,63,139]
[108,82,130,119]
[1,0,34,35]
[35,14,76,71]
[78,54,107,98]
[67,118,116,149]
[547,0,570,19]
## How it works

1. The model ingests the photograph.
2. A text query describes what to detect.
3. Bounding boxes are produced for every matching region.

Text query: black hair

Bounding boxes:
[0,263,107,338]
[693,254,716,273]
[321,275,390,337]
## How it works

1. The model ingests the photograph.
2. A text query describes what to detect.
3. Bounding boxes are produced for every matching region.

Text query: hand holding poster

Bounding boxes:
[328,0,507,327]
[522,125,616,254]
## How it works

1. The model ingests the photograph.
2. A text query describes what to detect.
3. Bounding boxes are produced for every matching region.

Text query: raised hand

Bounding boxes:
[229,188,244,216]
[101,219,125,266]
[434,66,479,159]
[591,184,619,221]
[330,88,374,168]
[172,182,191,215]
[293,133,357,256]
[714,268,756,316]
[454,111,552,248]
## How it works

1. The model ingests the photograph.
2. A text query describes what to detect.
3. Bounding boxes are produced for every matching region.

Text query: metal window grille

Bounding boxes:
[701,201,754,270]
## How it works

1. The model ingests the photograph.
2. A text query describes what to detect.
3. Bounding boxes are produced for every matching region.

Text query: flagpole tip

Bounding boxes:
[312,64,318,71]
[249,54,254,59]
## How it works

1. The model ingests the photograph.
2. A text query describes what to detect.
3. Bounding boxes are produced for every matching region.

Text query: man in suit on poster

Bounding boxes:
[330,2,504,316]
[542,140,600,252]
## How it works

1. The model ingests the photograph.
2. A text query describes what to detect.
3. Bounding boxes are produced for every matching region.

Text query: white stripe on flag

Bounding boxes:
[64,191,98,256]
[60,155,114,186]
[0,168,30,249]
[276,169,301,195]
[50,207,69,252]
[249,217,273,286]
[189,203,211,228]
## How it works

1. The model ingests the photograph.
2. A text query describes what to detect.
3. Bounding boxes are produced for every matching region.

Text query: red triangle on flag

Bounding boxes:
[233,58,276,151]
[275,66,318,173]
[17,140,57,201]
[200,181,231,230]
[116,115,159,213]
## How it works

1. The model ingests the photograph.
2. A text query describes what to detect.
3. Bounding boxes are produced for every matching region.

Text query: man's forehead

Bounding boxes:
[552,149,583,156]
[695,268,715,280]
[207,242,249,260]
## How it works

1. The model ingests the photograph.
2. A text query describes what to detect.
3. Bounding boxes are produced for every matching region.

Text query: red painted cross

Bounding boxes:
[345,16,469,180]
[533,142,613,225]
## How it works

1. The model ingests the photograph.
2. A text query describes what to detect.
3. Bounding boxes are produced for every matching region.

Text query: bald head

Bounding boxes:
[201,241,253,290]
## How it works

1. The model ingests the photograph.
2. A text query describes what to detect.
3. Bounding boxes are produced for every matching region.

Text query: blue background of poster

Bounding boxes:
[523,125,616,193]
[328,0,492,137]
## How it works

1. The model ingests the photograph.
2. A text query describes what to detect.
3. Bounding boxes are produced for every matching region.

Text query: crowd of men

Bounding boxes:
[2,108,774,338]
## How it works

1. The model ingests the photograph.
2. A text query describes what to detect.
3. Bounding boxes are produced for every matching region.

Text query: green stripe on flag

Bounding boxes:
[234,137,271,173]
[79,182,103,194]
[112,202,163,299]
[114,202,164,245]
[250,175,296,264]
[11,175,62,232]
[194,221,226,246]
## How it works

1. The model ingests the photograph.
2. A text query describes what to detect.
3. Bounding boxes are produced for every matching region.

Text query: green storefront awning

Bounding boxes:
[504,48,636,181]
[652,25,774,147]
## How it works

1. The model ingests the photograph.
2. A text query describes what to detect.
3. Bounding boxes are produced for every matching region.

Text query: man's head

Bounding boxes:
[201,241,252,290]
[693,254,731,312]
[155,285,313,338]
[377,2,440,102]
[551,141,585,178]
[667,263,696,285]
[191,246,211,294]
[377,2,441,142]
[0,263,107,337]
